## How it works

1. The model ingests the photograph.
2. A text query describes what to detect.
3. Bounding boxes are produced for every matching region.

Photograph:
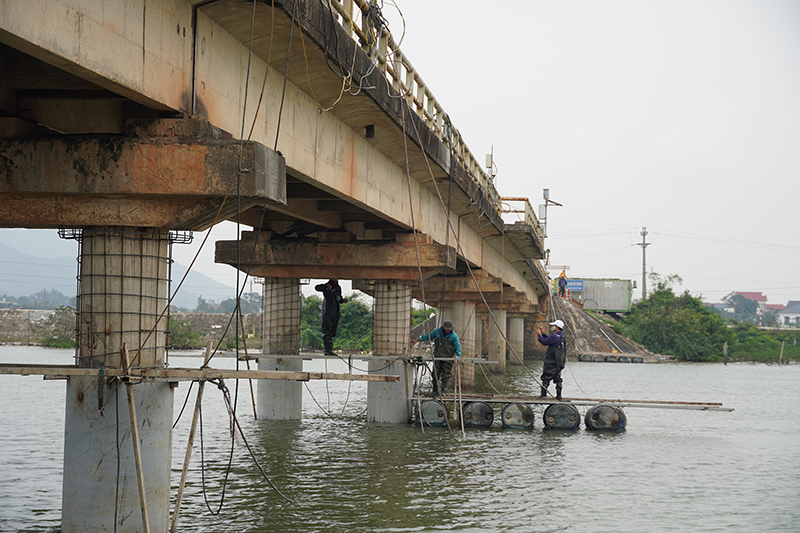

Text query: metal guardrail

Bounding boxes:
[327,0,500,212]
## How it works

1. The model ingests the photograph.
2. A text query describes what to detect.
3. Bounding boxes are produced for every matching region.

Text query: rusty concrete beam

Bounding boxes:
[215,235,457,280]
[0,130,285,230]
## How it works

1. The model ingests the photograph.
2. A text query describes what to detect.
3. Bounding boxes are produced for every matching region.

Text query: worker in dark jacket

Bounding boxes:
[315,279,347,355]
[537,319,567,400]
[412,320,462,396]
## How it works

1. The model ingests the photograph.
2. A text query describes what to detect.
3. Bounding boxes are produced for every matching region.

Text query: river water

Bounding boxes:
[1,346,798,532]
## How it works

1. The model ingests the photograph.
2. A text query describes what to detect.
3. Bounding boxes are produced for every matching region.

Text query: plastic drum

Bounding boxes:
[584,404,627,432]
[414,399,446,427]
[461,401,494,428]
[542,403,581,430]
[501,402,534,430]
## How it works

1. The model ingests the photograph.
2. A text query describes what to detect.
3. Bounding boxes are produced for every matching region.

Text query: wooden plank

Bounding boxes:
[410,393,733,412]
[0,364,399,383]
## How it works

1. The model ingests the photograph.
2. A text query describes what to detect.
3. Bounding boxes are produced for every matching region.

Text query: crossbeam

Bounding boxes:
[0,364,399,383]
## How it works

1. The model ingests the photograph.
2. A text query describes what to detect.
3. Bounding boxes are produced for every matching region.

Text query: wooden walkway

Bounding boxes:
[411,392,733,411]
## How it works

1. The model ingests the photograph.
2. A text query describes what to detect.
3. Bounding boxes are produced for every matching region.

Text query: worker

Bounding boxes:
[558,274,567,298]
[537,319,567,400]
[412,320,462,396]
[315,279,347,356]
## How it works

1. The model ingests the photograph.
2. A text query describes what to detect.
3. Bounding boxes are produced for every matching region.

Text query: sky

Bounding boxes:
[379,0,800,304]
[1,0,799,306]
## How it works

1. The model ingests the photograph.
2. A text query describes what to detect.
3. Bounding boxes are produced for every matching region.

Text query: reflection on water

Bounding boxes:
[1,347,799,532]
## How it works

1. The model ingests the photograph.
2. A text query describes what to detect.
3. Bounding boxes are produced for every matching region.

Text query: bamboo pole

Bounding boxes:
[121,344,151,533]
[170,343,215,533]
[238,307,258,419]
[779,340,784,366]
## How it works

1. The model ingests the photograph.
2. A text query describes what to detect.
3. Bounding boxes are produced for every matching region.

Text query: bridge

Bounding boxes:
[0,1,548,531]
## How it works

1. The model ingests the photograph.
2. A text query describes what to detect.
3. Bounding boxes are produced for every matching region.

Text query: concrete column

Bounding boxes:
[487,308,508,373]
[449,300,477,388]
[508,317,525,365]
[258,278,302,420]
[63,228,173,533]
[368,280,413,423]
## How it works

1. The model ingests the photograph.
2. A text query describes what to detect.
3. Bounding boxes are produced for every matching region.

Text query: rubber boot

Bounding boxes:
[556,385,562,401]
[323,338,335,356]
[539,386,548,398]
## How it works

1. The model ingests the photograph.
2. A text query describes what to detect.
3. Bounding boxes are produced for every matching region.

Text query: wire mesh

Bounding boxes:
[72,227,171,369]
[261,278,301,355]
[372,281,412,358]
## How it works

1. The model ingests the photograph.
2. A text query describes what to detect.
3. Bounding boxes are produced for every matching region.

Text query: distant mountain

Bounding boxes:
[0,236,236,309]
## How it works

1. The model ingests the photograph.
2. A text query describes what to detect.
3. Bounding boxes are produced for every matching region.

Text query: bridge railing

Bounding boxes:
[499,197,543,239]
[328,0,500,213]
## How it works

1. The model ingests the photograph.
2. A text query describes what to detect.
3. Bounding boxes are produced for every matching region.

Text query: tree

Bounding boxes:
[168,318,204,349]
[722,293,759,324]
[36,306,77,348]
[335,295,372,351]
[412,306,435,327]
[194,296,217,313]
[621,273,729,361]
[300,295,323,350]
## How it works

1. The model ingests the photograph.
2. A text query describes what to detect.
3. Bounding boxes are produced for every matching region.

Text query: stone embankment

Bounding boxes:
[550,297,657,361]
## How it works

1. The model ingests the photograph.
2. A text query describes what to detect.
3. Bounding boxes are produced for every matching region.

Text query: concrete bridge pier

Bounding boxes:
[258,278,302,420]
[507,317,525,365]
[62,227,173,533]
[368,280,414,423]
[488,309,508,373]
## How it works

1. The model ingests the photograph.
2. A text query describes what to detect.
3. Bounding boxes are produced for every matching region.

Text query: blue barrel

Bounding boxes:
[542,403,581,430]
[584,404,627,432]
[618,355,631,363]
[501,402,534,430]
[632,356,643,363]
[593,354,605,362]
[605,355,618,362]
[414,399,446,427]
[461,401,494,428]
[578,354,592,362]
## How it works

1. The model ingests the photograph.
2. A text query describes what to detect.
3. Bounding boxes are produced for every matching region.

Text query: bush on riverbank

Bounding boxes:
[620,274,799,363]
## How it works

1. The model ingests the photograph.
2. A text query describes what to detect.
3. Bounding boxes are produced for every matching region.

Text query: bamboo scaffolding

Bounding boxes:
[121,344,152,533]
[0,364,400,382]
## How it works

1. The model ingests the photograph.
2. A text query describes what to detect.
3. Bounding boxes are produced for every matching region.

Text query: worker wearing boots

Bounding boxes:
[537,320,567,400]
[315,279,347,355]
[412,320,462,396]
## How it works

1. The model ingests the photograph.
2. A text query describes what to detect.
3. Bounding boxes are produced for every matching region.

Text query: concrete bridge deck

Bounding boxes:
[0,2,553,530]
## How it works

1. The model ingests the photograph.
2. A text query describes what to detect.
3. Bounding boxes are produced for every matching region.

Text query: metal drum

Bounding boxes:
[632,356,644,363]
[593,354,605,362]
[618,355,631,363]
[584,404,627,432]
[542,403,581,430]
[578,354,593,362]
[605,355,618,362]
[414,399,446,427]
[461,401,494,428]
[501,402,534,430]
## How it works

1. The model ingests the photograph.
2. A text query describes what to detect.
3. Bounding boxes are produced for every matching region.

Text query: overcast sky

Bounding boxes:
[1,1,798,306]
[381,0,800,304]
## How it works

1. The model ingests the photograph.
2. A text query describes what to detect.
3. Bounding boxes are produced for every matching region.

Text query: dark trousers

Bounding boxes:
[433,360,453,393]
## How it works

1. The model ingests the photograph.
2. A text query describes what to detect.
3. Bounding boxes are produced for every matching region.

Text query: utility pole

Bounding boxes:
[636,227,651,299]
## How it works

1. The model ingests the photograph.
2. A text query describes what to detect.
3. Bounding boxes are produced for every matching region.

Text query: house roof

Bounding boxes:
[779,301,800,315]
[734,291,768,302]
[765,304,786,311]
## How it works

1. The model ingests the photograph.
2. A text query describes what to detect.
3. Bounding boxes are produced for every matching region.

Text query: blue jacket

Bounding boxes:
[418,327,462,358]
